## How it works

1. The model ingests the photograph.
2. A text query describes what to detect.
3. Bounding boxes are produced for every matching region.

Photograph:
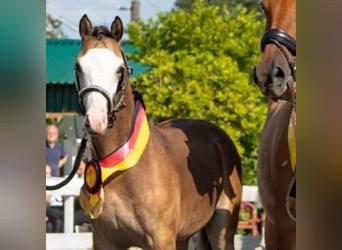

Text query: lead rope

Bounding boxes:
[46,133,88,190]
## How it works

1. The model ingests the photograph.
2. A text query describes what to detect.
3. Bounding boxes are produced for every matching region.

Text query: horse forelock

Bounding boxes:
[78,26,122,58]
[92,26,113,40]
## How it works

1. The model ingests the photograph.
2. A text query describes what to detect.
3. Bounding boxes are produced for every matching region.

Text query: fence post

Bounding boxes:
[64,196,75,233]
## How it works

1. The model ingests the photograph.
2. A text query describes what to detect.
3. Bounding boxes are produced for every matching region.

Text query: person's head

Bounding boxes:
[46,124,59,144]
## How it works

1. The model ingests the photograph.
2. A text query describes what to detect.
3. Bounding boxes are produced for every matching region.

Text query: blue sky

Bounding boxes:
[46,0,176,39]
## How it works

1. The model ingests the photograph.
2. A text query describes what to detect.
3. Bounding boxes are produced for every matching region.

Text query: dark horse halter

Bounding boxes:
[260,29,296,81]
[75,49,132,128]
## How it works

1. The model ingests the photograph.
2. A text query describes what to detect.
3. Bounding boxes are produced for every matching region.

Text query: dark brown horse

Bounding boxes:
[75,14,242,250]
[253,0,296,249]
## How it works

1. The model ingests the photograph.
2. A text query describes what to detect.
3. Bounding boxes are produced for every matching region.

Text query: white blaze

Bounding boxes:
[78,48,123,134]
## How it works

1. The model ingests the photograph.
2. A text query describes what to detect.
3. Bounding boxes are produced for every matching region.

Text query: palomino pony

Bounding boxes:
[253,0,296,249]
[75,14,242,250]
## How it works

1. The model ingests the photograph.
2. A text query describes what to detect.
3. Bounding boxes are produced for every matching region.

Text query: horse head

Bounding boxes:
[254,0,296,100]
[74,15,131,135]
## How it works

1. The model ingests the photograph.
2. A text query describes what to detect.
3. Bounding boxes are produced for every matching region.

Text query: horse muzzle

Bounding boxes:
[84,112,108,135]
[254,29,296,99]
[253,61,292,99]
[78,85,116,135]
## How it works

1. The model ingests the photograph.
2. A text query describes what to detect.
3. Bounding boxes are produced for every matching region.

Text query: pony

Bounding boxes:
[253,0,296,249]
[75,14,242,250]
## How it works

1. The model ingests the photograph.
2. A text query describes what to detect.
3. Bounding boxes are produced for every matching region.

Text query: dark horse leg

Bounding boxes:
[188,229,212,249]
[265,213,296,250]
[204,207,239,250]
[264,215,277,250]
[190,208,238,250]
[176,239,190,250]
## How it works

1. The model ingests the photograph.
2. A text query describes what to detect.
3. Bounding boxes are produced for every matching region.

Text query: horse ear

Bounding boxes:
[79,14,93,40]
[111,16,123,41]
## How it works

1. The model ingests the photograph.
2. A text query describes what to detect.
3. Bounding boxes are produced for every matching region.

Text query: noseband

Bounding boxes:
[75,50,132,127]
[260,29,296,81]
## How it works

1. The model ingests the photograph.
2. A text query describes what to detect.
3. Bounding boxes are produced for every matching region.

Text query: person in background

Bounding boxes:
[46,165,64,232]
[46,124,68,177]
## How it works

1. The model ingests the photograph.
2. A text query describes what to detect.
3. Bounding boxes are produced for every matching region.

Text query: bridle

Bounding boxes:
[74,49,132,127]
[46,49,133,191]
[261,29,297,222]
[260,29,296,82]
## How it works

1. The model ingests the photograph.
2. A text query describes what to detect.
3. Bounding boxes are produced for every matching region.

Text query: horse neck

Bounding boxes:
[265,98,295,135]
[267,84,296,115]
[91,83,135,158]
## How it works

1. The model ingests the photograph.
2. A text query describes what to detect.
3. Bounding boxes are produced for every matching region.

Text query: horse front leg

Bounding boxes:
[188,230,212,250]
[92,233,121,250]
[176,239,190,250]
[146,240,177,250]
[144,232,177,250]
[264,215,277,250]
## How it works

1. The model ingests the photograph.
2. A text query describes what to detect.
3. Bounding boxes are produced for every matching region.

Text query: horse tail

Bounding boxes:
[221,134,243,234]
[220,132,243,210]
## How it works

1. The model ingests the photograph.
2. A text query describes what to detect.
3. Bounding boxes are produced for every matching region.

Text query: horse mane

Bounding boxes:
[92,26,113,40]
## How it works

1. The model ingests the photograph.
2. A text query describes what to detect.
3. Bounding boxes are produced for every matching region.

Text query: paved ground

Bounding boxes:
[46,233,263,250]
[234,235,263,250]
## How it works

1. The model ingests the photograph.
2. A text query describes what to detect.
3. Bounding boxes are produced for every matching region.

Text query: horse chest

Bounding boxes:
[101,184,143,227]
[93,193,146,245]
[260,103,292,165]
[257,103,293,213]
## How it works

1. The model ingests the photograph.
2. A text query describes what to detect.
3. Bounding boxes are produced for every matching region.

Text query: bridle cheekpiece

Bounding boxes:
[260,29,296,81]
[75,49,133,128]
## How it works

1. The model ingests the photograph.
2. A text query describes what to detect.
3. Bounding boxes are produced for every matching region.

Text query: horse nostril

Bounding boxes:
[272,66,285,80]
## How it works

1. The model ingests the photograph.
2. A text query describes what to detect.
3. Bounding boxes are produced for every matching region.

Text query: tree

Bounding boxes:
[175,0,260,12]
[46,13,65,38]
[127,1,266,184]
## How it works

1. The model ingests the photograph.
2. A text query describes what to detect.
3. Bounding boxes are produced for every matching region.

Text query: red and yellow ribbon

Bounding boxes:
[99,102,150,182]
[80,101,150,218]
[288,105,296,172]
